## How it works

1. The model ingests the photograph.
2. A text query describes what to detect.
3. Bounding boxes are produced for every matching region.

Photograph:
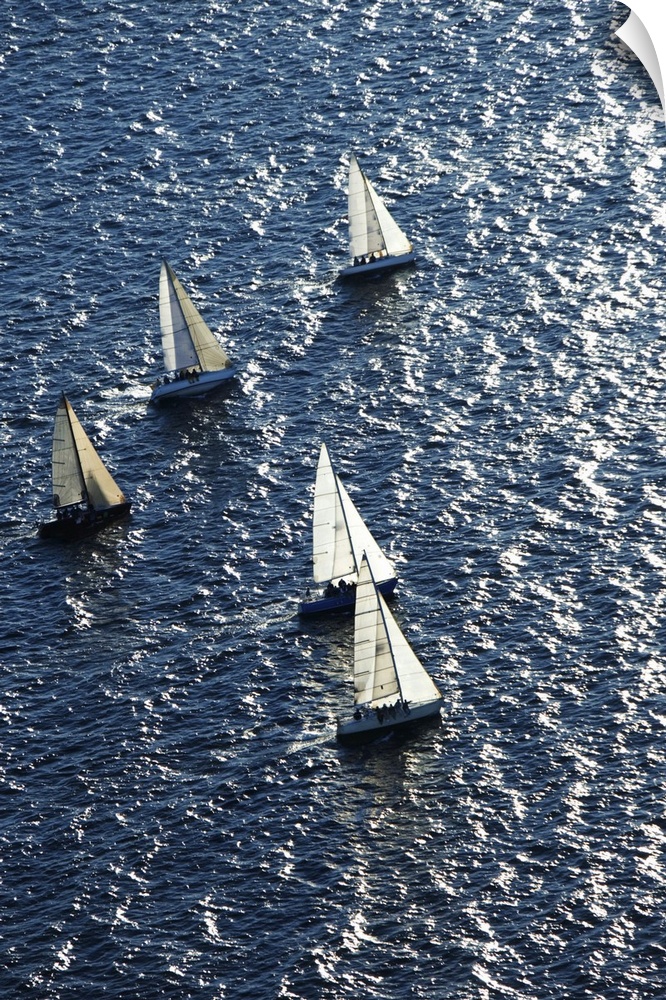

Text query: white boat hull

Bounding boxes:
[150,367,236,403]
[339,252,416,279]
[337,698,444,745]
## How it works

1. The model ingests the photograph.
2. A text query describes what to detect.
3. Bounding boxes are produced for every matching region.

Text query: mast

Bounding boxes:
[63,395,89,508]
[353,553,401,707]
[360,164,390,253]
[364,554,404,702]
[332,454,359,577]
[312,443,356,584]
[348,152,381,260]
[52,394,87,510]
[353,552,440,709]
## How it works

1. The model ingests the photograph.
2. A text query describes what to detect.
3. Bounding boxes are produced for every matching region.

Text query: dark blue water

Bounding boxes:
[3,1,666,997]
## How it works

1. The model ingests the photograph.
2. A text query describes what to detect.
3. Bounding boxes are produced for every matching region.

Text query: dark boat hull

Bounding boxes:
[298,576,397,616]
[39,502,132,540]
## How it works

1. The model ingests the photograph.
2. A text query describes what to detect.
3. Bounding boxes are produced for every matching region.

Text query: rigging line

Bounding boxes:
[362,165,387,251]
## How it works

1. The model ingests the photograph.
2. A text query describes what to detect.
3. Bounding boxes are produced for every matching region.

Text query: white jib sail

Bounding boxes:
[311,443,395,586]
[159,261,232,374]
[347,152,412,260]
[353,555,441,709]
[52,396,126,510]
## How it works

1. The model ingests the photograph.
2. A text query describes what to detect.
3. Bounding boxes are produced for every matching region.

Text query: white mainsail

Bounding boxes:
[159,260,232,374]
[311,443,395,586]
[52,395,126,510]
[348,152,413,261]
[353,554,442,710]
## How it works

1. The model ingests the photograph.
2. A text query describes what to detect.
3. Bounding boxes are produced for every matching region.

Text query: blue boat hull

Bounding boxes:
[339,252,415,279]
[298,576,397,615]
[150,367,236,403]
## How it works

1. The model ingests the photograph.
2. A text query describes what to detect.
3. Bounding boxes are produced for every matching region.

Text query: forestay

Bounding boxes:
[311,443,395,585]
[348,152,412,260]
[159,261,232,374]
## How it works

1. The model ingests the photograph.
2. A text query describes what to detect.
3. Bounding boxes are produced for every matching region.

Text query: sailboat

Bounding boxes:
[150,260,236,403]
[39,394,131,540]
[339,152,416,279]
[337,553,444,744]
[298,443,397,615]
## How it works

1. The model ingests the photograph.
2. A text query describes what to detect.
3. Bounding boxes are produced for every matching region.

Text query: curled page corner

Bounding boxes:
[616,2,666,118]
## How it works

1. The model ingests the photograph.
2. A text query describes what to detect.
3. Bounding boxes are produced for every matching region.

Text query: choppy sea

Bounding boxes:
[2,1,666,997]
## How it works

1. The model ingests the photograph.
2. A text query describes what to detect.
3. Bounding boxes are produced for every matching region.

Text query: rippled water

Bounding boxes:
[2,1,666,997]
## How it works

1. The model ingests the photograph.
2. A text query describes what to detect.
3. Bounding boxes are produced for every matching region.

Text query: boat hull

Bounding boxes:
[39,502,132,540]
[298,576,397,616]
[337,698,444,745]
[150,367,236,403]
[339,252,416,279]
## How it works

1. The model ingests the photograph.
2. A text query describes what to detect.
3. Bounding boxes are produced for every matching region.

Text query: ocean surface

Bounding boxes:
[2,1,666,997]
